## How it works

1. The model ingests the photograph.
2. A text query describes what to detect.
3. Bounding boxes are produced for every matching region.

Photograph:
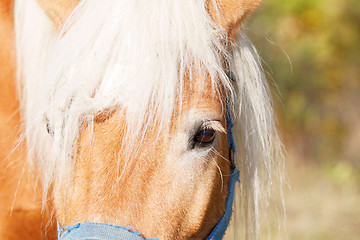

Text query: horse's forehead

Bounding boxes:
[181,74,223,115]
[98,77,222,129]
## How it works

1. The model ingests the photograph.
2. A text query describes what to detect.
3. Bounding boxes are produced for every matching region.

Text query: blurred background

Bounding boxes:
[247,0,360,239]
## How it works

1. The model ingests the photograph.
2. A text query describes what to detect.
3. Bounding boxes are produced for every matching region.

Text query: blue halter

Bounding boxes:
[57,104,239,240]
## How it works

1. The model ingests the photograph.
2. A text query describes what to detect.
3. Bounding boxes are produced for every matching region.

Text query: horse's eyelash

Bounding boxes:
[200,121,226,133]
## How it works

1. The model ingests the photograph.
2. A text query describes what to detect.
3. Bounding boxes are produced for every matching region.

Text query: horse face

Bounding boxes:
[35,0,261,238]
[54,76,229,239]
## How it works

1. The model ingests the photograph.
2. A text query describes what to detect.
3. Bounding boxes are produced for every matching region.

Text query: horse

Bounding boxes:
[0,0,282,239]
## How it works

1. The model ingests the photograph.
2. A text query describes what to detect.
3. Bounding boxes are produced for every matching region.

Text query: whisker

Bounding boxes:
[213,159,224,192]
[211,147,231,165]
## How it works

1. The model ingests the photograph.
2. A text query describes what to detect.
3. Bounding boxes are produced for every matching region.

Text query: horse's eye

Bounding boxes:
[193,126,216,148]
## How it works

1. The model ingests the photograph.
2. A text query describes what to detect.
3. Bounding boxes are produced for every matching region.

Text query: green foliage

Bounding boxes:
[248,0,360,166]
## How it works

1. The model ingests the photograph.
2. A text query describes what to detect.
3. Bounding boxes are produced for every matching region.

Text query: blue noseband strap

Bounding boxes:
[58,222,157,240]
[57,105,239,240]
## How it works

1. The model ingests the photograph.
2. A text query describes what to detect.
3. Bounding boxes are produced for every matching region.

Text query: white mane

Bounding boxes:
[14,0,283,238]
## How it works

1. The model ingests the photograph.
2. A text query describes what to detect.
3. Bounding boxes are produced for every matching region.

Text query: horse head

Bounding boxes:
[15,0,280,239]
